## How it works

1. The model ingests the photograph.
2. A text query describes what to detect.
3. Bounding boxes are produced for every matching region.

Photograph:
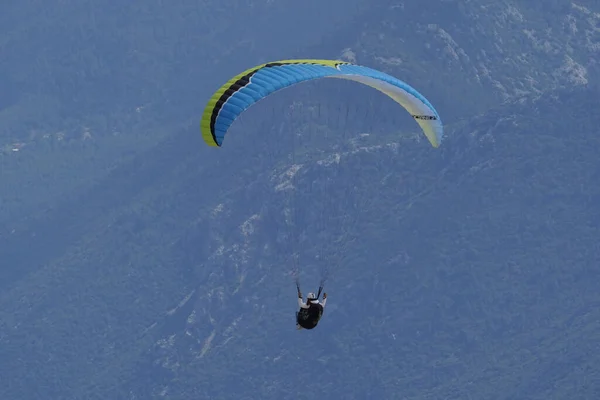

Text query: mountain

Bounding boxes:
[3,84,599,400]
[3,0,599,225]
[1,0,600,399]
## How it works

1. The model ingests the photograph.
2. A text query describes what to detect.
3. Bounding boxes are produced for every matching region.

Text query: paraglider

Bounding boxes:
[296,287,327,330]
[200,59,444,330]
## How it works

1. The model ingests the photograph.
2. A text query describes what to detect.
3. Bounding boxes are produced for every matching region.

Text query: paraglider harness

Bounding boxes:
[295,282,325,330]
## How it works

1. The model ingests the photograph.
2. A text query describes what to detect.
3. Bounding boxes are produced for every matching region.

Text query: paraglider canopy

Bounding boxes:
[200,59,443,149]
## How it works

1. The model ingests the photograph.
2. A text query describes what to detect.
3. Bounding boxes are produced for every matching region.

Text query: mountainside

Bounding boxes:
[2,85,600,398]
[2,0,599,225]
[2,0,600,399]
[339,0,600,117]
